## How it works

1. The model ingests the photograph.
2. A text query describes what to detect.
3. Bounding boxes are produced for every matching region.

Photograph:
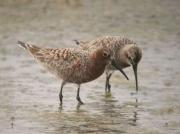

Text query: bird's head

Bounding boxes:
[92,47,129,80]
[115,44,142,92]
[126,44,142,92]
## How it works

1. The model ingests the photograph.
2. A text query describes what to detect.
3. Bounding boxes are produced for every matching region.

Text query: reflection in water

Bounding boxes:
[76,103,82,112]
[134,98,138,122]
[10,116,15,129]
[58,105,63,113]
[49,95,139,133]
[130,98,138,126]
[103,95,139,127]
[105,91,112,98]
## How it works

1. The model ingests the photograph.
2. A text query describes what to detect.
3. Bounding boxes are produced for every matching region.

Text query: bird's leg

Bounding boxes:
[59,81,66,106]
[76,84,84,104]
[105,72,112,93]
[105,74,108,92]
[107,73,112,93]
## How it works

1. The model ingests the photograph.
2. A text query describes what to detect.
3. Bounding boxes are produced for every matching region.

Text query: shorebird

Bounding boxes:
[18,41,128,105]
[74,36,142,93]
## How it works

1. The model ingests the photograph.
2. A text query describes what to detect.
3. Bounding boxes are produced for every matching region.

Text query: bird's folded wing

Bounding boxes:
[30,47,81,69]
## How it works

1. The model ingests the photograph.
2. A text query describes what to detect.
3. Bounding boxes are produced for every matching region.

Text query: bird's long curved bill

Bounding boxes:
[133,64,138,92]
[111,60,129,80]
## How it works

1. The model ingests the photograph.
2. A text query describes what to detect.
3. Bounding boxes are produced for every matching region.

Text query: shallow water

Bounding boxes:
[0,0,180,133]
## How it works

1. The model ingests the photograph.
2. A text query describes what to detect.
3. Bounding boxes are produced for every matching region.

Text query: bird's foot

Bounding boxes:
[107,83,111,93]
[59,95,63,106]
[76,97,84,105]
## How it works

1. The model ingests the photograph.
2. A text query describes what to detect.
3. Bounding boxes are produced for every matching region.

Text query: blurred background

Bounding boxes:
[0,0,180,133]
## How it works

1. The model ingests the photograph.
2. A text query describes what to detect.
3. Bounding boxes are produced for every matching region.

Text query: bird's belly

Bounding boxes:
[60,68,105,84]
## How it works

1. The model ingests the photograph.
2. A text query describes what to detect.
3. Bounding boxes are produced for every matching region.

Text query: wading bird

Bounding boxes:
[74,36,142,93]
[18,41,128,105]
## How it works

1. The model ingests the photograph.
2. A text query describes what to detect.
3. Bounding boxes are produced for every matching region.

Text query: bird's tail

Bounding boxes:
[18,40,28,49]
[17,41,41,55]
[73,39,80,45]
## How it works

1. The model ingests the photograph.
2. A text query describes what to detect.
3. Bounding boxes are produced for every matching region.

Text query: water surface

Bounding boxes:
[0,0,180,133]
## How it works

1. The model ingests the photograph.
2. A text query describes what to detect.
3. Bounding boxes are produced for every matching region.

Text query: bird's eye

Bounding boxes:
[103,52,109,57]
[128,56,135,65]
[127,56,131,61]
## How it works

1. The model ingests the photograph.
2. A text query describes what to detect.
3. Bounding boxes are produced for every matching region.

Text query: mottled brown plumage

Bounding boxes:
[74,36,142,92]
[18,40,122,105]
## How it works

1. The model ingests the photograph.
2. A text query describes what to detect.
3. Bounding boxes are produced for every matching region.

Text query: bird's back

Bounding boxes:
[18,41,108,84]
[77,36,136,70]
[79,36,135,51]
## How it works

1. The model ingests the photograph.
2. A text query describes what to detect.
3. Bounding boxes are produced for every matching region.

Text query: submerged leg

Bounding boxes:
[59,81,66,106]
[76,84,84,104]
[105,72,112,93]
[105,73,108,92]
[107,73,112,93]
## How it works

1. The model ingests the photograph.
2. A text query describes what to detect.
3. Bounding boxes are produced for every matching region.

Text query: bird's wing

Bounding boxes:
[74,37,115,50]
[75,36,136,50]
[18,41,83,69]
